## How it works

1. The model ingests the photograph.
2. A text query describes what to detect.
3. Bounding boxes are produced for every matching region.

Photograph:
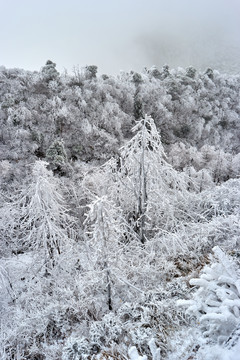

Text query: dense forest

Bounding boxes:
[0,61,240,359]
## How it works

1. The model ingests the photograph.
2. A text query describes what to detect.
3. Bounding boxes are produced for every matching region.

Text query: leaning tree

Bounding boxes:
[2,160,75,265]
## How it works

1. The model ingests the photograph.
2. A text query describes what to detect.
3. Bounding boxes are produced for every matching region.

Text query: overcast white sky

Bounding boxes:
[1,0,240,75]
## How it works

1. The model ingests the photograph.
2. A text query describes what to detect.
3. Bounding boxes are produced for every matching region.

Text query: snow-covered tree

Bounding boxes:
[83,196,125,311]
[46,138,69,175]
[41,60,59,82]
[2,160,75,264]
[106,115,190,242]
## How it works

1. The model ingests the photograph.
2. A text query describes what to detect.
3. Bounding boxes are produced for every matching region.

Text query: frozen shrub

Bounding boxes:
[178,246,240,344]
[63,337,90,360]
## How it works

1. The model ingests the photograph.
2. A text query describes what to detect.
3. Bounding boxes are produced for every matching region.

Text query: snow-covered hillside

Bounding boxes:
[0,64,240,359]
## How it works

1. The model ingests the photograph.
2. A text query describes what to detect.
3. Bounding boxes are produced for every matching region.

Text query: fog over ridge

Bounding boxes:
[0,0,239,74]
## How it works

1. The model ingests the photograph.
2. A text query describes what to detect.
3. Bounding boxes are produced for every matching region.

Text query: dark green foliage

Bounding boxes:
[205,67,214,80]
[219,120,228,129]
[132,72,143,85]
[46,139,68,175]
[167,80,181,101]
[41,60,59,82]
[101,74,109,80]
[174,124,191,138]
[149,66,161,79]
[186,66,197,79]
[85,65,98,79]
[134,95,143,120]
[161,64,170,79]
[31,131,45,158]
